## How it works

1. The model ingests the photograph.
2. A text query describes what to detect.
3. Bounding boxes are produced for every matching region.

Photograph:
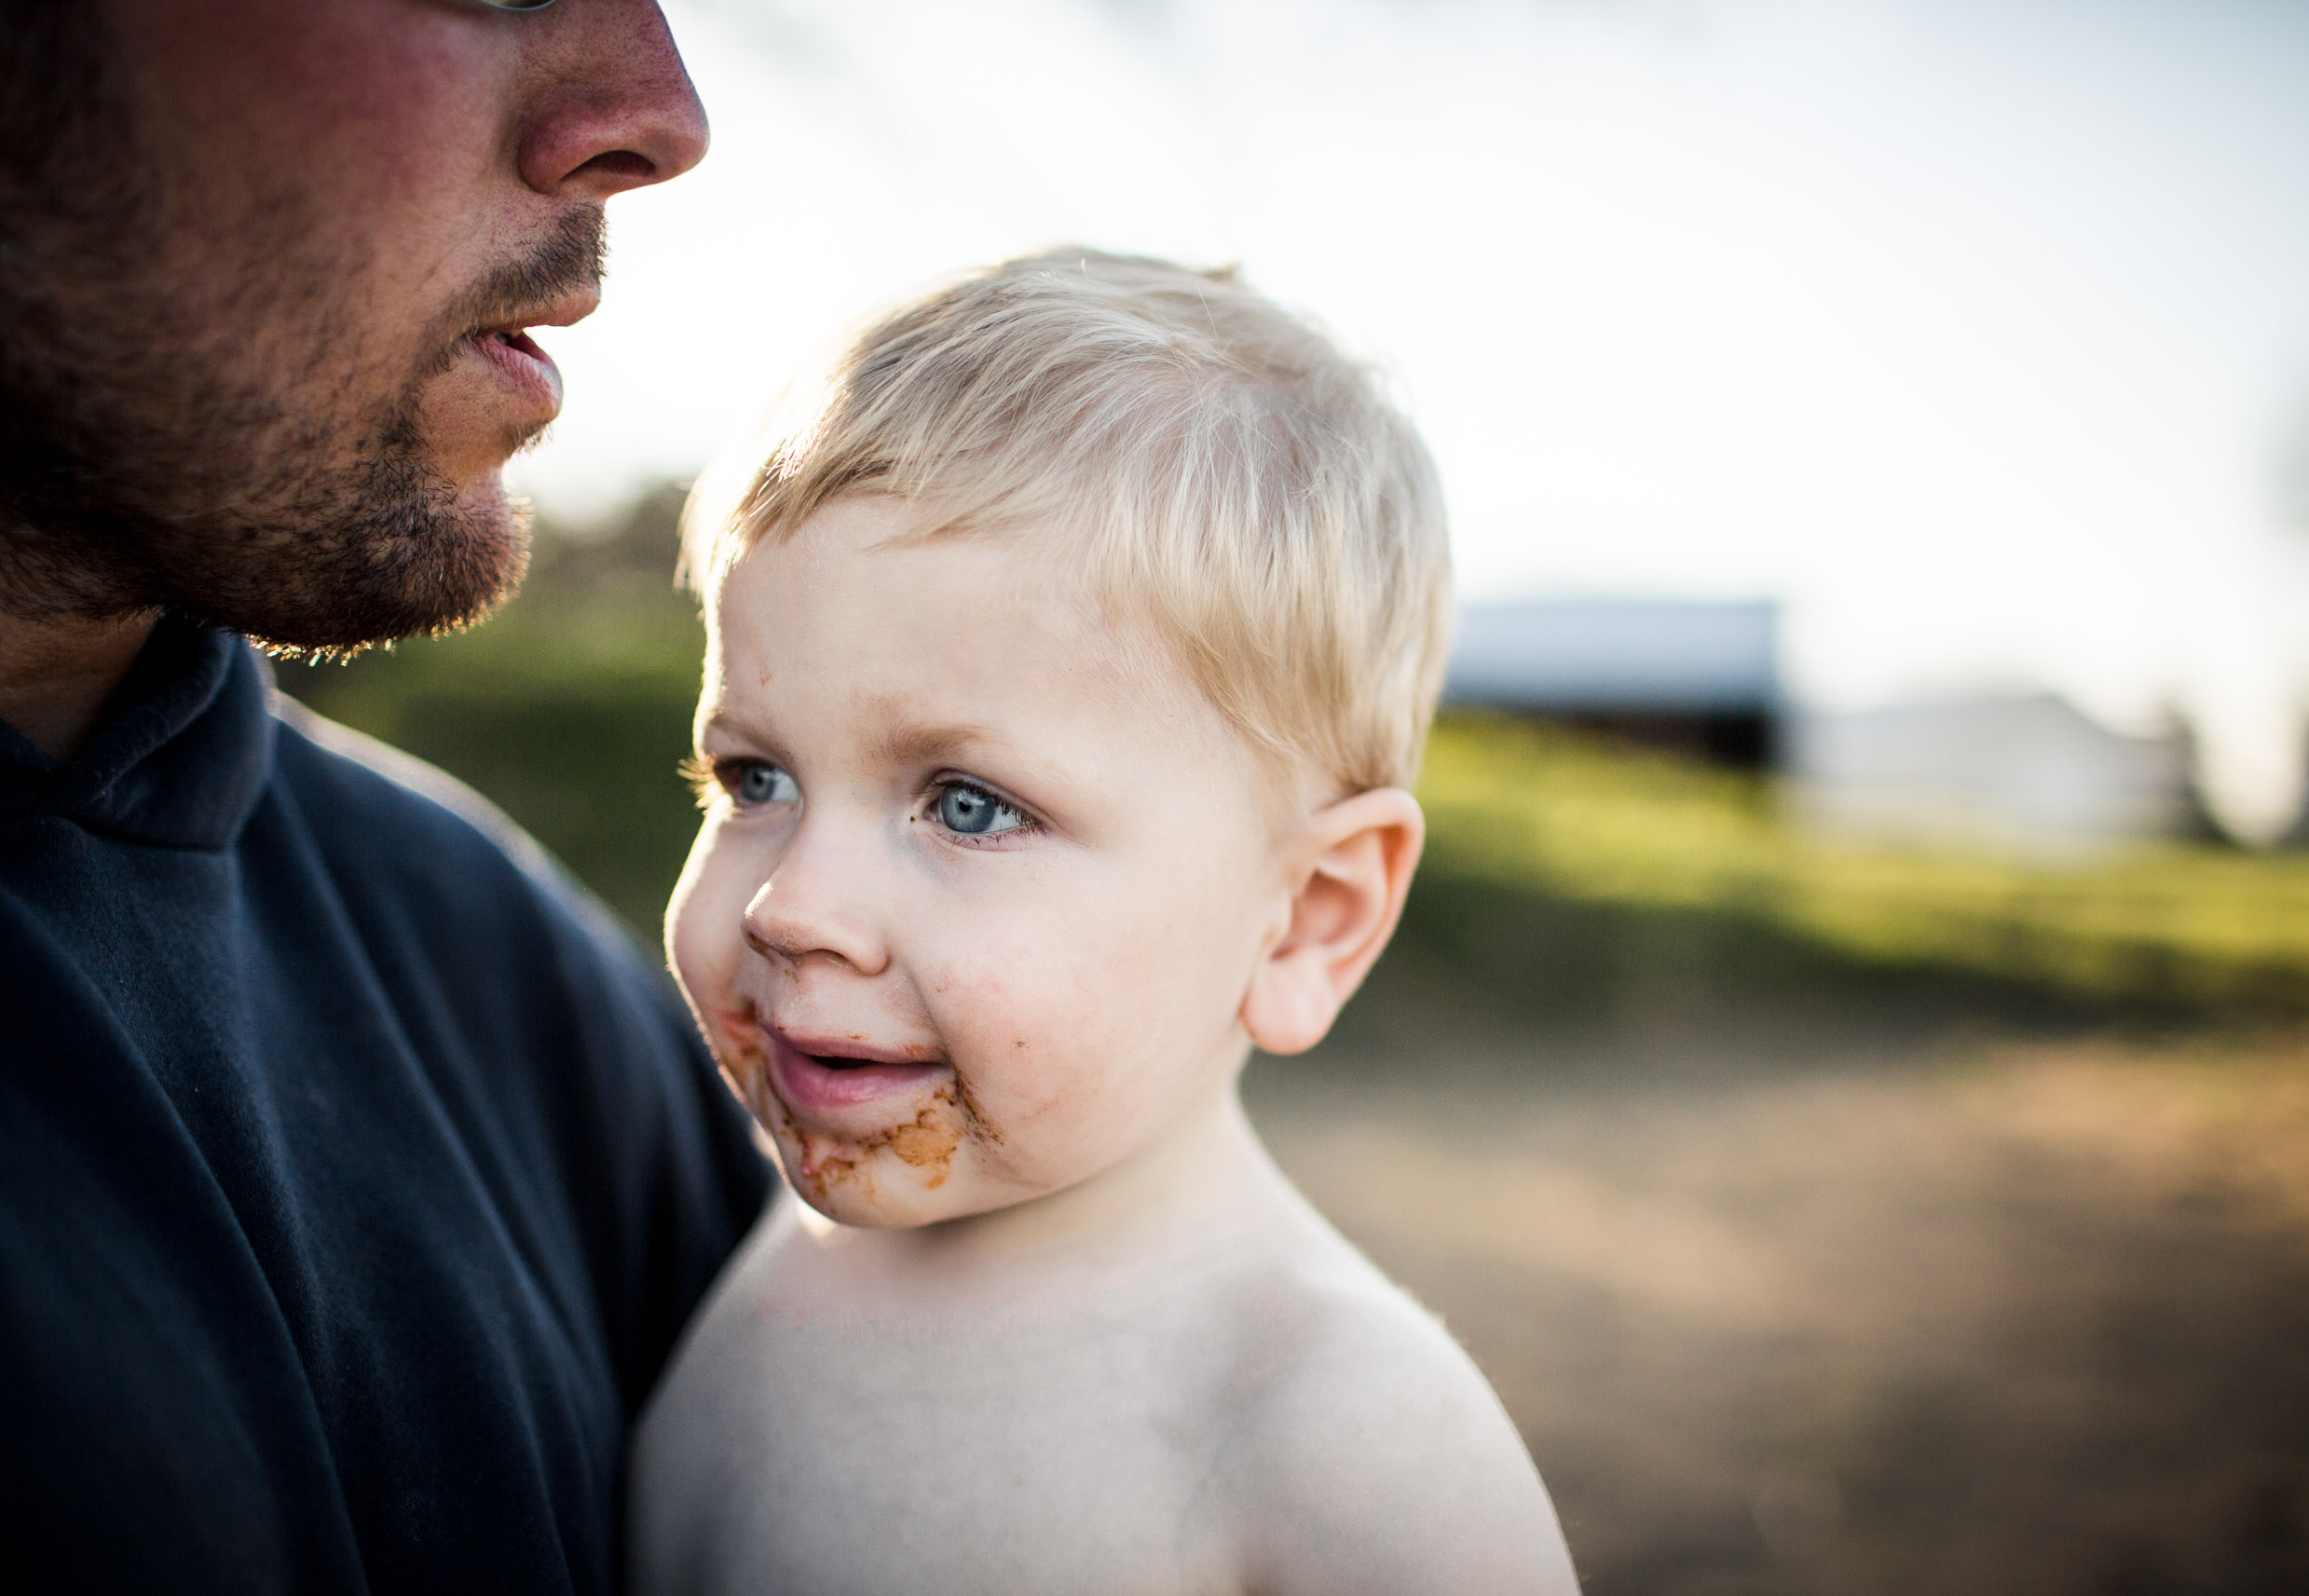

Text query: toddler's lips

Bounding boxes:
[762,1024,948,1114]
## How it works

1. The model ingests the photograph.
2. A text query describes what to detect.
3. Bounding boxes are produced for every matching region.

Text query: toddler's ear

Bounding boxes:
[1241,787,1424,1057]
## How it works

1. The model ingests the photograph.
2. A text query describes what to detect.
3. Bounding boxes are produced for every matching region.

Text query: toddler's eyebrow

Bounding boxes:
[868,718,1007,769]
[697,708,776,749]
[695,710,1021,775]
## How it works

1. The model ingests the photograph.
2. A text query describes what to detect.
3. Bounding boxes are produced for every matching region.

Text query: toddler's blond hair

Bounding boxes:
[684,250,1451,796]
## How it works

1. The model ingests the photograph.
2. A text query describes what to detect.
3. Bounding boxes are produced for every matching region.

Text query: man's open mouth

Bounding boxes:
[482,327,549,361]
[462,321,567,416]
[457,285,598,403]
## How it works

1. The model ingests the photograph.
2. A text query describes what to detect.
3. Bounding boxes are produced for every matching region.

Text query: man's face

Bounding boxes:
[669,497,1297,1229]
[0,0,706,648]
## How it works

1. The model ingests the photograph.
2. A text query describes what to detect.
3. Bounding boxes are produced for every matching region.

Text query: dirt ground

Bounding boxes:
[1242,1016,2309,1596]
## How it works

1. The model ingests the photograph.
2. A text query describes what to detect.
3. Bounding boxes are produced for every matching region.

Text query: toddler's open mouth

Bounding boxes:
[762,1023,948,1114]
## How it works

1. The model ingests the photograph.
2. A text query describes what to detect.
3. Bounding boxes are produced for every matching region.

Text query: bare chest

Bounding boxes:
[633,1258,1250,1596]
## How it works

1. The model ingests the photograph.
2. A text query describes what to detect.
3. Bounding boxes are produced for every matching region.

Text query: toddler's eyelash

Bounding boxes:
[679,753,721,811]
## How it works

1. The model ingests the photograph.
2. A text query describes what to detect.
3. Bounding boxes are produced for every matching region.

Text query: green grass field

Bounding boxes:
[1418,713,2309,1016]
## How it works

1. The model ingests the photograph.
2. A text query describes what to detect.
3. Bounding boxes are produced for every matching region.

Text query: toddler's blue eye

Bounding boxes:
[728,761,799,810]
[936,783,1025,838]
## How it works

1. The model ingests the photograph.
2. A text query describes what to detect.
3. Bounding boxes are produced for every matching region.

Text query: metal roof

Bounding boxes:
[1445,599,1781,712]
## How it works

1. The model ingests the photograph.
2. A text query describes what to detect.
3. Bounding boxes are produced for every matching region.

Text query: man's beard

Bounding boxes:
[0,7,601,655]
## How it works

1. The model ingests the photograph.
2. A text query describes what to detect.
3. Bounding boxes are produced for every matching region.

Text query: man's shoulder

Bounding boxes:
[266,694,632,954]
[270,695,555,880]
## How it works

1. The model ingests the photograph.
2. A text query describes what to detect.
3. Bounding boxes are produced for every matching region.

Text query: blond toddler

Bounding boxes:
[631,251,1579,1595]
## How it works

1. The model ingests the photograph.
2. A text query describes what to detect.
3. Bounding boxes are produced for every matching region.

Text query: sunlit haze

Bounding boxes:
[508,0,2309,830]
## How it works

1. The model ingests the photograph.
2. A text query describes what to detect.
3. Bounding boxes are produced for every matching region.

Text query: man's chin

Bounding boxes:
[453,466,530,556]
[223,475,532,658]
[408,476,533,634]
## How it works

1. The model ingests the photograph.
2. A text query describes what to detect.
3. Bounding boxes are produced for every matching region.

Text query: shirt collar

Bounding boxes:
[0,620,278,850]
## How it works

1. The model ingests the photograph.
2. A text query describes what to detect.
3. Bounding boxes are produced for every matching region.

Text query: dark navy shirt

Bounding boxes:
[0,621,770,1593]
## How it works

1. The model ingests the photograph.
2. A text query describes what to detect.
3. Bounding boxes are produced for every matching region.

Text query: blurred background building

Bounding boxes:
[1448,600,1783,768]
[1790,691,2199,855]
[1448,601,2217,853]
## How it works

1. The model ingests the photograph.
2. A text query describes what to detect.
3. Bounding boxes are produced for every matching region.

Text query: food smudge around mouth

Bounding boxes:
[881,1093,963,1187]
[708,1004,772,1112]
[952,1072,1005,1149]
[707,1004,1009,1207]
[795,1085,964,1196]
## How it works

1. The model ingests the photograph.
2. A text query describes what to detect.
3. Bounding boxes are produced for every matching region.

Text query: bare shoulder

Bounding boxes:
[1220,1254,1579,1596]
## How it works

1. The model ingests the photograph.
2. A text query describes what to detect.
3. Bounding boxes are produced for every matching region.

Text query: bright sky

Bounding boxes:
[508,0,2309,831]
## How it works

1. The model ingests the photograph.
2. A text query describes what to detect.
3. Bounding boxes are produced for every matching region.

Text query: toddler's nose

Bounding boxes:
[740,855,889,977]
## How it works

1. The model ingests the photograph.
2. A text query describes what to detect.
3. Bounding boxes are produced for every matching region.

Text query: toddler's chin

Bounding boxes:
[773,1133,966,1230]
[790,1179,931,1230]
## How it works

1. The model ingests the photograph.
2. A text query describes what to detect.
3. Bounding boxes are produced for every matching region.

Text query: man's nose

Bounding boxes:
[740,822,891,978]
[517,0,711,200]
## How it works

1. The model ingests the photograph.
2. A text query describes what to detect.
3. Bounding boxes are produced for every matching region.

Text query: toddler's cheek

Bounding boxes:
[667,853,758,1019]
[698,1003,770,1114]
[944,1065,1124,1196]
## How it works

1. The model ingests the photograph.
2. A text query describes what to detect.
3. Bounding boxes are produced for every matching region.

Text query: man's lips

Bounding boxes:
[499,287,600,334]
[761,1023,949,1114]
[463,326,564,421]
[458,289,598,423]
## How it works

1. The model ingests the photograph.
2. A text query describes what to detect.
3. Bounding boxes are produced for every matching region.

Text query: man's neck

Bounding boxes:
[0,609,160,762]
